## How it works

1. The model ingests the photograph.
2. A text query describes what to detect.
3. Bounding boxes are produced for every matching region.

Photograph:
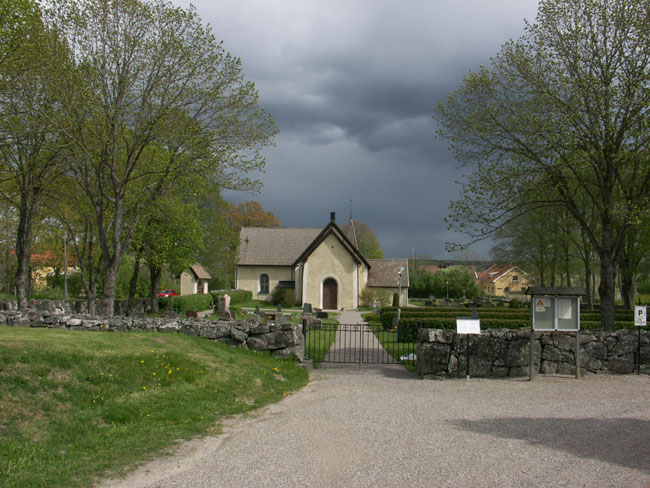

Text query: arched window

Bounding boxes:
[259,273,269,294]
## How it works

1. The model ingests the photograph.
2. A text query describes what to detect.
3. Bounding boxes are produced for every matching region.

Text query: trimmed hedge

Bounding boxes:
[210,289,252,305]
[380,306,636,331]
[159,293,213,313]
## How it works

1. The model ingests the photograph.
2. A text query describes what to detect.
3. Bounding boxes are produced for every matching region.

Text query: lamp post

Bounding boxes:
[397,267,404,323]
[446,280,449,300]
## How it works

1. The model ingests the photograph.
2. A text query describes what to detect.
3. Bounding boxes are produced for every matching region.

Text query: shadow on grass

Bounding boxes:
[452,417,650,473]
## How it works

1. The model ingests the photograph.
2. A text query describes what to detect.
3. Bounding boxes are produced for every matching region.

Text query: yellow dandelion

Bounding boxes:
[168,370,172,375]
[153,372,156,376]
[140,360,144,364]
[142,386,147,390]
[282,391,287,397]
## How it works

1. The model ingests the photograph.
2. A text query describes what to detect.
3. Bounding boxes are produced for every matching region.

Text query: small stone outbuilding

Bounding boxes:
[180,263,211,295]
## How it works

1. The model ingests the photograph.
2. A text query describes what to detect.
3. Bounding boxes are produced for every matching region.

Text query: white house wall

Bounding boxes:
[236,265,293,302]
[304,234,357,310]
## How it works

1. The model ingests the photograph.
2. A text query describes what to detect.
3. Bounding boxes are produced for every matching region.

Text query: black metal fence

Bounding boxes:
[303,322,417,366]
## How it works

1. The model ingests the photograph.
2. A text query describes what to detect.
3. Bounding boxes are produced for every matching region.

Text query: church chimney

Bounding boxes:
[330,212,336,222]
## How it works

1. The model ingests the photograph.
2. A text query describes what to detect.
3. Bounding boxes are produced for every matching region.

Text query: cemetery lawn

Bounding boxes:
[367,321,417,371]
[0,326,309,488]
[305,317,339,367]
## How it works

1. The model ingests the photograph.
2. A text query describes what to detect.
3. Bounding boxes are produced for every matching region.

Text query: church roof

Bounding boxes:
[238,227,322,266]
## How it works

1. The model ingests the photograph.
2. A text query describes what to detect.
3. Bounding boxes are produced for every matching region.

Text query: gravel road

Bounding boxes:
[100,364,650,488]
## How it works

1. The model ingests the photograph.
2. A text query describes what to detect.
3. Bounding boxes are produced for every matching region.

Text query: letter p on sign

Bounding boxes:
[635,306,647,327]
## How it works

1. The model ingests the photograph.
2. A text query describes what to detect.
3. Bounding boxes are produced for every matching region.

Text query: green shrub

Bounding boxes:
[271,288,296,308]
[210,289,252,305]
[360,287,390,307]
[508,299,522,309]
[159,294,213,313]
[362,312,380,322]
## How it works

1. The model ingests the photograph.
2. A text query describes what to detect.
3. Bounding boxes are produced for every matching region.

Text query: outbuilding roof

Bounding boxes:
[190,263,211,280]
[367,259,410,287]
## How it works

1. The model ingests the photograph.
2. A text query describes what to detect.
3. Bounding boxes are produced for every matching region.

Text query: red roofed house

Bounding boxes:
[476,264,531,297]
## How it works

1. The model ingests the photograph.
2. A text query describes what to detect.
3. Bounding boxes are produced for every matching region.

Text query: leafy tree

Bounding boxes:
[43,0,277,315]
[136,198,204,313]
[436,0,650,330]
[226,201,281,233]
[0,0,68,308]
[409,267,479,299]
[341,220,384,259]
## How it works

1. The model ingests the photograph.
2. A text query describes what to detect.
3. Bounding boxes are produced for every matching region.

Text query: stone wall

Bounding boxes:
[417,328,650,379]
[0,299,149,316]
[0,306,304,361]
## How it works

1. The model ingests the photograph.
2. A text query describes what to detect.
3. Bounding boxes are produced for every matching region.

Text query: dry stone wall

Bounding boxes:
[417,328,650,379]
[0,302,304,361]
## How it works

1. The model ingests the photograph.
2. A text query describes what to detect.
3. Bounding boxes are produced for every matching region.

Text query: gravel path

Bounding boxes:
[100,314,650,487]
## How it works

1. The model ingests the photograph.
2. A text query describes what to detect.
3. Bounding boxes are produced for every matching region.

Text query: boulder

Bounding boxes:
[230,327,248,343]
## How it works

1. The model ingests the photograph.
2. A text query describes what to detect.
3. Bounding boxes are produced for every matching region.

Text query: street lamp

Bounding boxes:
[397,267,404,323]
[446,280,449,300]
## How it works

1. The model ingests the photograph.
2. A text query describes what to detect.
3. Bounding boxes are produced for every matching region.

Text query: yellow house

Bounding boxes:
[236,213,409,310]
[476,264,531,297]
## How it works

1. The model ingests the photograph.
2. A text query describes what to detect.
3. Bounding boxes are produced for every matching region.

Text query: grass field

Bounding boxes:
[303,316,339,367]
[0,326,309,488]
[367,324,417,371]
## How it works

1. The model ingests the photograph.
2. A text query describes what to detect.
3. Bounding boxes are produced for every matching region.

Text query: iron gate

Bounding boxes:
[303,322,417,366]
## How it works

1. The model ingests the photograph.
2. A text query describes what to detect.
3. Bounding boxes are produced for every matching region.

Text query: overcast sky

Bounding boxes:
[176,0,541,260]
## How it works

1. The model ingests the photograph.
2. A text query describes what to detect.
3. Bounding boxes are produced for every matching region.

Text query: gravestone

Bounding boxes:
[303,303,312,314]
[277,304,282,312]
[255,304,261,316]
[316,311,328,319]
[217,296,225,314]
[223,294,231,312]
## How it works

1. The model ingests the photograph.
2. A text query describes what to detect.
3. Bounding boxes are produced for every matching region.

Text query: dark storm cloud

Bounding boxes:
[178,0,541,258]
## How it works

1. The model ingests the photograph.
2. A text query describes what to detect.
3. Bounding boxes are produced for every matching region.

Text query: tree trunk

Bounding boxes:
[14,198,34,310]
[620,267,636,310]
[127,249,143,316]
[598,252,616,331]
[100,258,119,317]
[149,265,161,314]
[584,254,593,309]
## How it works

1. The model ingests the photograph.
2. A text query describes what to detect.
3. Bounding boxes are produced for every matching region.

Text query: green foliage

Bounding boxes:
[381,306,635,329]
[392,293,399,307]
[359,287,390,307]
[409,267,479,299]
[361,312,380,322]
[0,326,308,488]
[508,299,522,309]
[159,294,213,313]
[271,288,296,308]
[211,289,252,305]
[342,220,384,259]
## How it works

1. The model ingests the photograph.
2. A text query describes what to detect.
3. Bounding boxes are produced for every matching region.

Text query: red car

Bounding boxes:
[157,289,178,298]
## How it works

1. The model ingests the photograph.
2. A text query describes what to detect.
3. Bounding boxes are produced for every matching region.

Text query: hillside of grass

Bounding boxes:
[0,326,309,488]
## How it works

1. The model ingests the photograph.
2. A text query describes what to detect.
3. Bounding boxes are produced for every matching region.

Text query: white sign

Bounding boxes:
[456,318,481,335]
[558,299,573,320]
[535,297,550,312]
[635,306,647,327]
